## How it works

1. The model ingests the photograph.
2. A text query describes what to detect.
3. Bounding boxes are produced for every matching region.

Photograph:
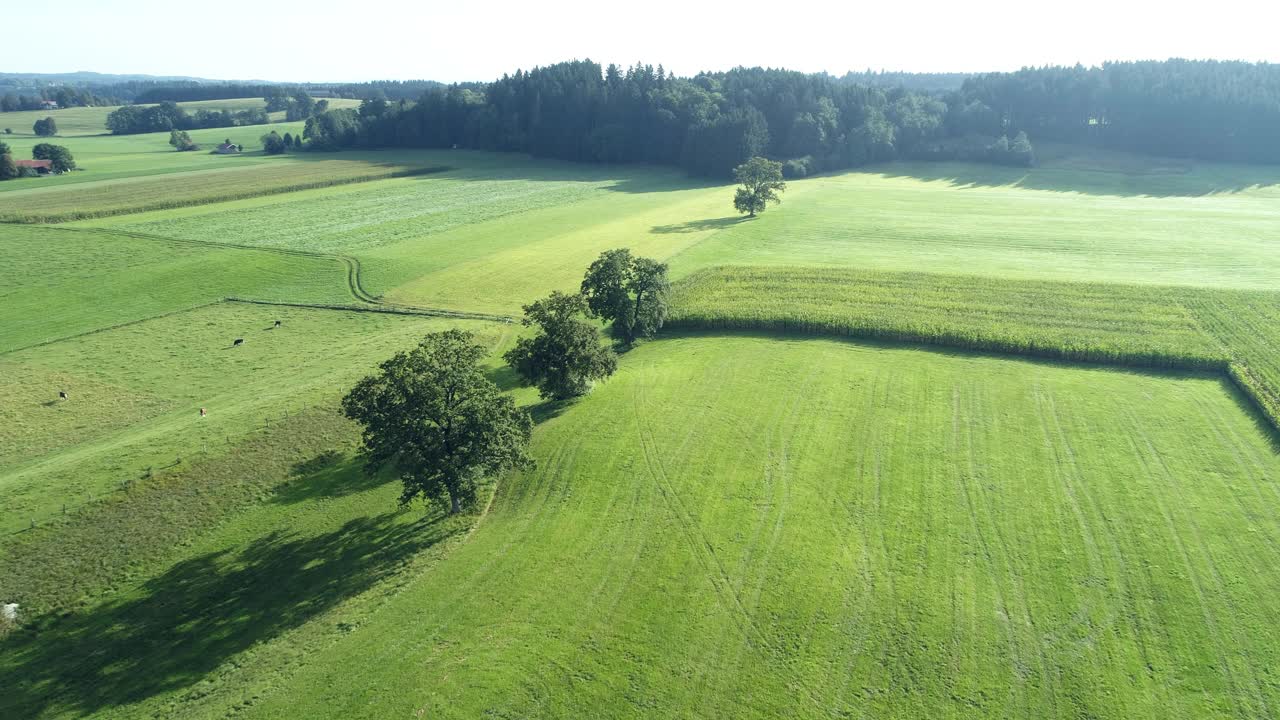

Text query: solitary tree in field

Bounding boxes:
[261,131,288,154]
[342,330,533,514]
[32,116,57,137]
[732,156,786,217]
[505,291,618,400]
[168,129,197,151]
[31,143,75,172]
[580,249,670,344]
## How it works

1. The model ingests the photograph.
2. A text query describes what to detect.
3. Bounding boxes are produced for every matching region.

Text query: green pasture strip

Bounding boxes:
[0,163,449,223]
[668,265,1280,430]
[0,226,352,352]
[137,335,1280,719]
[0,121,309,193]
[0,302,509,533]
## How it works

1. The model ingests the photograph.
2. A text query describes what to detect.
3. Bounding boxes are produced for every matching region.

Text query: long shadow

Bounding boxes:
[0,511,458,717]
[874,157,1280,198]
[651,216,749,234]
[283,148,726,195]
[270,450,390,505]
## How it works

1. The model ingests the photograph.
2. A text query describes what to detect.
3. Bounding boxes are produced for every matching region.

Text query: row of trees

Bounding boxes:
[342,249,670,514]
[959,60,1280,163]
[0,86,121,112]
[301,60,1034,177]
[106,102,268,135]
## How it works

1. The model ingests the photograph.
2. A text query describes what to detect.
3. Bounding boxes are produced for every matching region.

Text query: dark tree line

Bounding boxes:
[303,61,1040,177]
[298,62,937,176]
[960,60,1280,163]
[0,86,122,112]
[302,58,1280,175]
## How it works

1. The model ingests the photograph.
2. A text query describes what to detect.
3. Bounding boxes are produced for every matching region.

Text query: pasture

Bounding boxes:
[9,336,1280,718]
[78,147,1280,320]
[4,142,1280,719]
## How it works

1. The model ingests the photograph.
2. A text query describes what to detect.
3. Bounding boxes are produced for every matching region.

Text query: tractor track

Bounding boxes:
[1,227,516,355]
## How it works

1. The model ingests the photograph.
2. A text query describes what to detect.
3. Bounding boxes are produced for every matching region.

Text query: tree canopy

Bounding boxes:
[581,249,670,344]
[733,157,786,216]
[0,142,15,181]
[31,143,75,172]
[341,330,534,514]
[32,116,56,137]
[168,129,197,151]
[261,130,288,154]
[505,292,618,400]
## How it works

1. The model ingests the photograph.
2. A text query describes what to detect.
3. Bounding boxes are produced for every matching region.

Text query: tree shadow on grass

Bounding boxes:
[0,510,457,718]
[651,216,749,234]
[873,158,1280,198]
[270,450,389,505]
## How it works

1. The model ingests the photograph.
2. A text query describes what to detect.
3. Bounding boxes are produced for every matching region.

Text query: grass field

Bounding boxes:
[8,335,1280,718]
[0,301,506,532]
[6,143,1280,719]
[0,226,353,351]
[0,97,361,138]
[75,147,1280,319]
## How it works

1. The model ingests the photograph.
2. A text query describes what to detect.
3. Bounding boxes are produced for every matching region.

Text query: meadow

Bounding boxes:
[8,336,1280,718]
[75,147,1280,319]
[4,142,1280,718]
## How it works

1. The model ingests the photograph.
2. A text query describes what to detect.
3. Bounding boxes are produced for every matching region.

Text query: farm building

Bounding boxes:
[214,142,241,154]
[15,159,52,174]
[40,100,58,110]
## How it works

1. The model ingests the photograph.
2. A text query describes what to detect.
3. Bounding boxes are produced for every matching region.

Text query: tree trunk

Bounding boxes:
[450,492,461,514]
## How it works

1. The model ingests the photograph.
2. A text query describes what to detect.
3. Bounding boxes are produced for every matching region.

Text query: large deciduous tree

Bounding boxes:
[168,129,197,151]
[342,330,533,514]
[505,292,617,400]
[32,116,57,137]
[261,130,288,154]
[0,143,16,180]
[31,143,75,172]
[580,249,670,344]
[732,156,786,217]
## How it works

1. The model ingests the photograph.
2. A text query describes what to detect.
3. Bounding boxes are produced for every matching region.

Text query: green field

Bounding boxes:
[8,336,1280,718]
[5,142,1280,718]
[78,147,1280,318]
[0,97,360,138]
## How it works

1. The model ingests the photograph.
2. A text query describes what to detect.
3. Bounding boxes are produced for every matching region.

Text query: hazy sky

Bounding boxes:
[6,0,1279,82]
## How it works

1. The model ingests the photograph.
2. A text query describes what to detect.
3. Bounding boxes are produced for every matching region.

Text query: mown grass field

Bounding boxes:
[9,336,1280,718]
[5,144,1280,719]
[78,147,1280,319]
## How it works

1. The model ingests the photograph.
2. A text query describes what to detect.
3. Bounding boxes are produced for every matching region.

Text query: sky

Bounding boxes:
[4,0,1279,83]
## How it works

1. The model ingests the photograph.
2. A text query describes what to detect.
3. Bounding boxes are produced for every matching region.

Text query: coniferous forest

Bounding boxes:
[302,59,1280,176]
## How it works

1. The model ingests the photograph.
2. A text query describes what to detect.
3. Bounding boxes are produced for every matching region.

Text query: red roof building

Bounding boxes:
[16,159,53,173]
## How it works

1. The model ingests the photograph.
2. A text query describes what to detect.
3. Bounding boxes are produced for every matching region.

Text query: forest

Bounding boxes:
[303,59,1280,177]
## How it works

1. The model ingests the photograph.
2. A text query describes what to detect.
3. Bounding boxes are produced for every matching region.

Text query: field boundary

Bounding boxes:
[0,165,452,224]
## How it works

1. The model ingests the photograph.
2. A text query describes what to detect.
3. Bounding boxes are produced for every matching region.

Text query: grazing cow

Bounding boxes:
[200,407,207,417]
[233,338,244,347]
[58,390,68,400]
[274,320,282,328]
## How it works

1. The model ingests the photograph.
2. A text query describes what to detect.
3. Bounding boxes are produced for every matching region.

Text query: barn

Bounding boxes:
[15,159,53,174]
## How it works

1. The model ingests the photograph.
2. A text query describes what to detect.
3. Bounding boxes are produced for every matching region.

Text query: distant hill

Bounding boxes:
[0,72,273,86]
